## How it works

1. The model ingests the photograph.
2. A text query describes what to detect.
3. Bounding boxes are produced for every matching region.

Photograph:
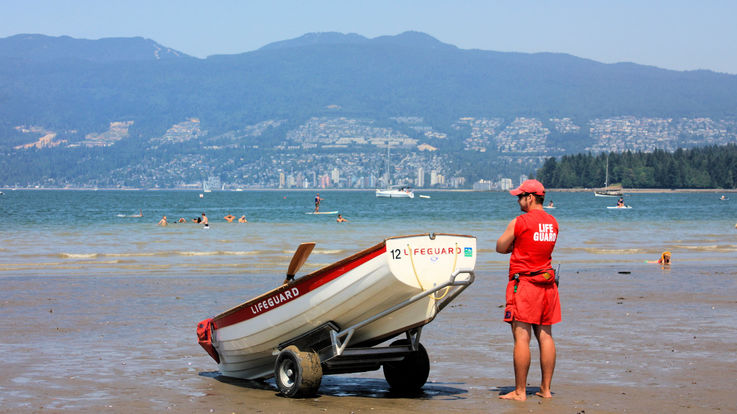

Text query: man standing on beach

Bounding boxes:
[496,179,560,401]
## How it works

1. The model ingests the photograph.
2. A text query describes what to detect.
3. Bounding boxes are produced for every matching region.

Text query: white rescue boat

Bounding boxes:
[197,233,476,397]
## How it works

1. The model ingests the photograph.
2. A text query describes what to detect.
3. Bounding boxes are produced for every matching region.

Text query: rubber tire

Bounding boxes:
[274,345,323,397]
[382,339,430,392]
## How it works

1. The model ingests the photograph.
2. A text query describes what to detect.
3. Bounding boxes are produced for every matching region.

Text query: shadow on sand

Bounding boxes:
[200,371,468,400]
[493,385,552,399]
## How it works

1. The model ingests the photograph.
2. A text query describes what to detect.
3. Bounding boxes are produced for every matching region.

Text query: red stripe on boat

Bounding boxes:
[214,245,386,329]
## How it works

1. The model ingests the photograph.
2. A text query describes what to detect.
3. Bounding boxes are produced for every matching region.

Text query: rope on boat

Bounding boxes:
[406,242,458,300]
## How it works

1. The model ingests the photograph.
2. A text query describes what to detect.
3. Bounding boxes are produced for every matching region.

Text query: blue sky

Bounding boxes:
[2,0,735,74]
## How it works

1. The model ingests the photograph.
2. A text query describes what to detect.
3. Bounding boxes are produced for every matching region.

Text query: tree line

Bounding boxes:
[536,144,737,189]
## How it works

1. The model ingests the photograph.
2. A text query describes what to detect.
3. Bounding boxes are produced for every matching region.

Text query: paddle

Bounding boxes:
[283,242,316,284]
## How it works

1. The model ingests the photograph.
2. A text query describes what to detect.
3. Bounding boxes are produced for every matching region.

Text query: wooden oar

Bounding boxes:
[283,242,316,284]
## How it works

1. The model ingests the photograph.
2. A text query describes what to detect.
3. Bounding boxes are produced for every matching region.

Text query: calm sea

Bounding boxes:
[1,189,736,279]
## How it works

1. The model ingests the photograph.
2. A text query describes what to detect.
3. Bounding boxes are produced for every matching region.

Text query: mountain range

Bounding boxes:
[1,32,736,188]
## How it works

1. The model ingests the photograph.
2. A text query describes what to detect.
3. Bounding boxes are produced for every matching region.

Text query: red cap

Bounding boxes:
[509,179,545,196]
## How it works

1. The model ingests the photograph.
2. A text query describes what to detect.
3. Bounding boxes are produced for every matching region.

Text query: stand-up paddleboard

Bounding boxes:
[544,206,556,209]
[607,206,632,209]
[419,195,431,199]
[305,211,339,215]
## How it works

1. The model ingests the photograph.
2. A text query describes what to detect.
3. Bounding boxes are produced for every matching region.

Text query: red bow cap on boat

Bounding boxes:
[509,179,546,196]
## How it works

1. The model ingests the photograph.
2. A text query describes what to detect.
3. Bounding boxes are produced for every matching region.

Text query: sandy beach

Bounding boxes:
[2,260,736,414]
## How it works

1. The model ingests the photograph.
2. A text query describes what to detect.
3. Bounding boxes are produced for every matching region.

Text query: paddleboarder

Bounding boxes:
[314,193,323,213]
[496,179,560,401]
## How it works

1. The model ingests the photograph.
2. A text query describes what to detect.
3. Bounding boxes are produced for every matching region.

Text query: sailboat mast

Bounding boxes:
[385,142,391,187]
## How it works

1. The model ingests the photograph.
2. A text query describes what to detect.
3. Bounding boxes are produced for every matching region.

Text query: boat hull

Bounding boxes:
[375,189,414,198]
[203,233,476,380]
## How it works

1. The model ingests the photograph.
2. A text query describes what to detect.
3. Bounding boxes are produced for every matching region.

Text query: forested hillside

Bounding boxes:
[536,144,737,189]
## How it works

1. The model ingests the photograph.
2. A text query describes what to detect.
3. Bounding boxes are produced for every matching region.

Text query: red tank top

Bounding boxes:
[508,209,558,279]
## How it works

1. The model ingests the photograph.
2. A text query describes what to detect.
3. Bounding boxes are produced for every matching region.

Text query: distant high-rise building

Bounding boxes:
[436,173,445,186]
[417,167,425,187]
[331,167,340,187]
[519,174,529,186]
[279,172,285,188]
[296,173,304,189]
[472,179,494,191]
[450,176,465,188]
[500,178,513,191]
[430,170,438,186]
[320,174,331,188]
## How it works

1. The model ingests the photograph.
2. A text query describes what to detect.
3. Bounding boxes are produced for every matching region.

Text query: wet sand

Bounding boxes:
[1,262,736,413]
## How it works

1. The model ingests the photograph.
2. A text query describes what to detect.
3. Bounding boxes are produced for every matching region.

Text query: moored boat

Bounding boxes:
[375,141,414,198]
[197,233,476,396]
[375,186,415,198]
[594,187,624,197]
[594,154,624,197]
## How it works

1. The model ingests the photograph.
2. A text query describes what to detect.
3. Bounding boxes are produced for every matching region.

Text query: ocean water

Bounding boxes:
[1,189,736,279]
[2,188,737,412]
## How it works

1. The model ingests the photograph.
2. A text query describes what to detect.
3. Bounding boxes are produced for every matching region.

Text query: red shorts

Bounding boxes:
[504,279,561,325]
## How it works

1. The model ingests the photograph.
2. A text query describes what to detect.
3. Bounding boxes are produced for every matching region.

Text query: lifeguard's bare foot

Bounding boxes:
[535,390,553,398]
[499,390,526,401]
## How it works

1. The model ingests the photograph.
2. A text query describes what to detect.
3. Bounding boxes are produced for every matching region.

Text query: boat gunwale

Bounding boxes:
[212,233,475,329]
[213,240,386,325]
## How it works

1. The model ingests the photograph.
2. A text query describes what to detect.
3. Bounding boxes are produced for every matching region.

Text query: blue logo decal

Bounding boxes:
[464,247,473,257]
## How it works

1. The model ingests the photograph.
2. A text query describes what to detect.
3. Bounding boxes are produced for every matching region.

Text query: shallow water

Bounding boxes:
[2,190,736,278]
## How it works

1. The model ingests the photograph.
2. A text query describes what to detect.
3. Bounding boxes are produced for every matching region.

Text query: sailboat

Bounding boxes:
[376,143,414,198]
[594,154,623,197]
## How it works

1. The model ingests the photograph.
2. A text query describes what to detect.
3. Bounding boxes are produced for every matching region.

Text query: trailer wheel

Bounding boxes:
[383,339,430,392]
[274,345,322,397]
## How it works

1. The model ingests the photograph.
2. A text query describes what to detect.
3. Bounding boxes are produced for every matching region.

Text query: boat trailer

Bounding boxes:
[272,268,475,397]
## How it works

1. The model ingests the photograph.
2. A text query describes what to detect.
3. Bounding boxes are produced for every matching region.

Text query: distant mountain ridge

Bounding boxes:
[258,32,371,51]
[0,33,191,62]
[1,31,736,139]
[258,31,457,52]
[2,31,737,189]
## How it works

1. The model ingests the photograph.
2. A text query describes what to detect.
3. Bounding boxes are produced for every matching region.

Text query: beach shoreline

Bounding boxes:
[2,186,736,193]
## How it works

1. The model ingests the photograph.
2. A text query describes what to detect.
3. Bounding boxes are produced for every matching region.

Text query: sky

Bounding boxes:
[2,0,736,74]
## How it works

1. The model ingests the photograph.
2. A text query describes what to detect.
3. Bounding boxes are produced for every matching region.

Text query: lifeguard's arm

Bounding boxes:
[496,218,517,254]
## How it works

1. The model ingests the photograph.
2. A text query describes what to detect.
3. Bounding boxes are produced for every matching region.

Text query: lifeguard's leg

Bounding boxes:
[499,321,532,401]
[533,324,556,398]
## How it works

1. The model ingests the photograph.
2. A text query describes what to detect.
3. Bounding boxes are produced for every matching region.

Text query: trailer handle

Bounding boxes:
[330,268,475,356]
